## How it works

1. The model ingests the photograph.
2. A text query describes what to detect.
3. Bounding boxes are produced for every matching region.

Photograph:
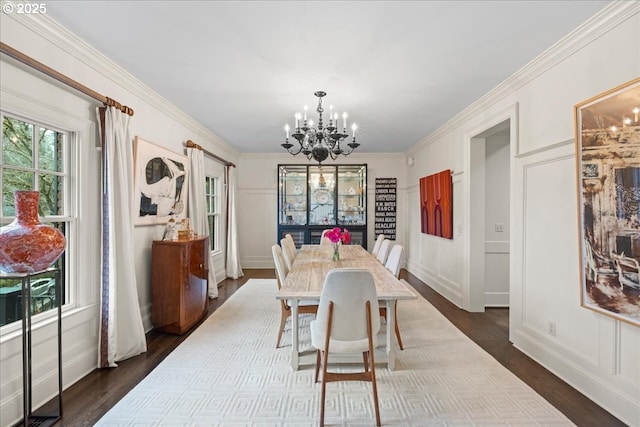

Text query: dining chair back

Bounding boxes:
[371,234,385,257]
[284,234,298,257]
[376,239,392,264]
[280,237,296,271]
[319,230,333,246]
[272,244,318,348]
[273,244,289,286]
[310,268,381,426]
[384,244,404,278]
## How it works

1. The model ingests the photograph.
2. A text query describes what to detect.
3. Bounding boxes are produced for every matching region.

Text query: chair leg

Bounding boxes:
[320,348,330,427]
[366,302,381,427]
[314,350,321,383]
[276,309,288,348]
[370,350,381,427]
[363,352,369,373]
[394,304,404,351]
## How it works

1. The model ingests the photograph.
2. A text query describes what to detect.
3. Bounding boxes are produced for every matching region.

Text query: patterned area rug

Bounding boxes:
[96,279,573,426]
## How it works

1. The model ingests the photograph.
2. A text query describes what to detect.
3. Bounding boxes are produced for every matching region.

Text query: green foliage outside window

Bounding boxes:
[2,116,64,217]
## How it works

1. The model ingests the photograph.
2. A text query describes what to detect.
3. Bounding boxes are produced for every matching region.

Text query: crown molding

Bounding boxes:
[7,12,238,160]
[239,152,406,160]
[408,0,640,155]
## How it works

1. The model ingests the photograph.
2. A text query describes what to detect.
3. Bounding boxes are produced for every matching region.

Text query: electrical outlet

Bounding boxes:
[547,321,556,337]
[495,223,504,232]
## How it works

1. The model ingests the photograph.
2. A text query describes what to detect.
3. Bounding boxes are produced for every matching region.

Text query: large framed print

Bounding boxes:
[419,169,453,239]
[133,136,189,225]
[575,77,640,327]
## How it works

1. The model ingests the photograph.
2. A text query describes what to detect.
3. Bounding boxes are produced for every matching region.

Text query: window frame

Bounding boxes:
[0,111,75,333]
[205,174,221,254]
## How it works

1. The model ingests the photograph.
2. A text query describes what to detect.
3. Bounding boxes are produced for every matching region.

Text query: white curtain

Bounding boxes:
[226,166,244,279]
[98,106,147,368]
[187,147,218,298]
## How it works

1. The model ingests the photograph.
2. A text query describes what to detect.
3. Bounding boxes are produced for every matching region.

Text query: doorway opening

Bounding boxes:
[465,107,516,312]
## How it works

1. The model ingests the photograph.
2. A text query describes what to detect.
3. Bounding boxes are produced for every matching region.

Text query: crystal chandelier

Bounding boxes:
[281,91,359,165]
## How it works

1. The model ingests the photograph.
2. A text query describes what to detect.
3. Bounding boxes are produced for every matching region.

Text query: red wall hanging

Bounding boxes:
[419,169,453,239]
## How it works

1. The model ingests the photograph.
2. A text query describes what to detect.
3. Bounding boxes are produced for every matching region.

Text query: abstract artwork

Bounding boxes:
[133,137,189,225]
[419,169,453,239]
[575,77,640,326]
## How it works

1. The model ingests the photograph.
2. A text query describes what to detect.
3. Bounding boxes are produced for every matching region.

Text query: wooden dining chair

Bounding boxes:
[376,239,391,265]
[272,244,318,348]
[371,234,385,257]
[310,269,381,427]
[379,244,405,350]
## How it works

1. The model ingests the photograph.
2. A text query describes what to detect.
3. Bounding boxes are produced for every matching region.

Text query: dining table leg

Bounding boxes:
[290,299,299,370]
[386,299,396,371]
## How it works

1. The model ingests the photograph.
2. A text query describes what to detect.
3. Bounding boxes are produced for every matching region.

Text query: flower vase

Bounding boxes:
[0,190,66,273]
[332,244,340,261]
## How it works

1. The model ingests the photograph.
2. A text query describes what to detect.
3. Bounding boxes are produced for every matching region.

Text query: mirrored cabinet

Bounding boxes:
[278,164,367,247]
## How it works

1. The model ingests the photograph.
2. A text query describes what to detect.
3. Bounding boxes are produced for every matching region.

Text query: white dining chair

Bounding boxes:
[320,229,332,239]
[371,234,385,257]
[284,233,298,255]
[376,239,391,265]
[280,237,297,271]
[272,244,318,348]
[310,269,381,427]
[285,233,296,250]
[380,244,405,350]
[384,244,403,278]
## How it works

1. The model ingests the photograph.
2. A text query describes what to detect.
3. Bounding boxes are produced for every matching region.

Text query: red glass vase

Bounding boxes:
[0,190,66,273]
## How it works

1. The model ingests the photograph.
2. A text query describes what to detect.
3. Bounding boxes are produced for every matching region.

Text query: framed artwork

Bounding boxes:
[575,77,640,327]
[419,169,453,239]
[133,136,189,225]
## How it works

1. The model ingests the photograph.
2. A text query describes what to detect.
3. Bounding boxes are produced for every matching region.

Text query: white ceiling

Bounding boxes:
[46,1,610,154]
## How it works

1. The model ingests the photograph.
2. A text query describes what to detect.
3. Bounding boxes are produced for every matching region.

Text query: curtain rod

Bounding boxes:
[185,140,236,168]
[0,42,134,116]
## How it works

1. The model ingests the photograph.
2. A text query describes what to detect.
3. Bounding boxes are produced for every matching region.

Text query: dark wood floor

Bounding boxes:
[52,269,625,427]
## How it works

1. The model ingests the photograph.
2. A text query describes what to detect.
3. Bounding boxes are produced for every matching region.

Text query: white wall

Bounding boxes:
[0,13,238,426]
[237,153,407,268]
[406,3,640,425]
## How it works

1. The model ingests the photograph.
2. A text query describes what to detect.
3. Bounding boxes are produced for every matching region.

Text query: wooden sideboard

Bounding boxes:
[151,236,209,335]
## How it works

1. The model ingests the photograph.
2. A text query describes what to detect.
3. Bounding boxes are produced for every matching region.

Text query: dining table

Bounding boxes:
[276,244,417,371]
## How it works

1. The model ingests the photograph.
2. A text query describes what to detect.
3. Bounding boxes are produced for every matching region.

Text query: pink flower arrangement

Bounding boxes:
[326,227,349,261]
[325,227,350,245]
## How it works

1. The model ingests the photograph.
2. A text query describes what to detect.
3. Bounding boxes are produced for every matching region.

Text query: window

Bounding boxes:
[205,175,220,252]
[1,114,72,327]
